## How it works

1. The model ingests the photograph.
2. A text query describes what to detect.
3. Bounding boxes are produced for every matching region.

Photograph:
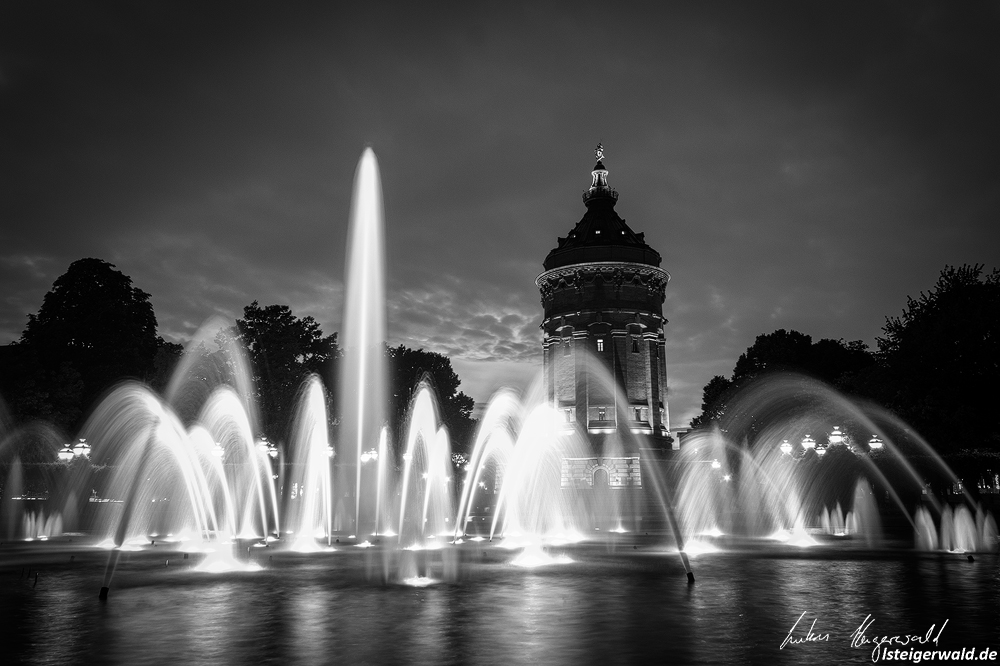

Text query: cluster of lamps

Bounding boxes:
[213,437,281,460]
[779,428,885,457]
[58,438,91,461]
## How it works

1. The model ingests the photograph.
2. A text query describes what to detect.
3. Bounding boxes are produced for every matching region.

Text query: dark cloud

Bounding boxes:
[2,1,999,426]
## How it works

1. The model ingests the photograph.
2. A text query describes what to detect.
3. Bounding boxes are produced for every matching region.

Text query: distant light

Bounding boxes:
[58,446,75,462]
[72,438,91,458]
[779,440,793,455]
[212,442,225,458]
[711,459,721,469]
[722,474,732,482]
[801,435,816,450]
[829,427,844,445]
[327,444,335,458]
[868,434,884,451]
[816,445,827,457]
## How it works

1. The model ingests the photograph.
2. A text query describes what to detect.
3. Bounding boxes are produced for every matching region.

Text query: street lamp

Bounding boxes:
[816,445,828,457]
[801,435,816,450]
[829,427,844,445]
[868,434,884,451]
[58,445,75,462]
[779,440,793,456]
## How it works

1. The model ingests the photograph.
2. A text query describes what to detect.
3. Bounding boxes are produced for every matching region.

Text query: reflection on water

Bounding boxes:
[3,548,999,665]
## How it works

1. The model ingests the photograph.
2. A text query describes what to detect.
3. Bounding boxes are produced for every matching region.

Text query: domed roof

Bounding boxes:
[542,149,661,271]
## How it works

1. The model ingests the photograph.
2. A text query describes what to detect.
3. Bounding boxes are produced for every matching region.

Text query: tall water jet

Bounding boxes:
[340,148,388,535]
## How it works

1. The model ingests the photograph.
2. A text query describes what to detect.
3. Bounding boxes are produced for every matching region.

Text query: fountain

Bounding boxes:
[1,149,998,663]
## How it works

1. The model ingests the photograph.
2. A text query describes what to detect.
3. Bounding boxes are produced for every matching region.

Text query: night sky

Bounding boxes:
[2,1,999,427]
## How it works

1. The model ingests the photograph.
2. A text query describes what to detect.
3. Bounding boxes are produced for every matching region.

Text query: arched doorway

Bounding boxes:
[592,467,614,530]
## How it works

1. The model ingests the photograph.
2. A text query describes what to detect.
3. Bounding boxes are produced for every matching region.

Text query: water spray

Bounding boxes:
[100,423,156,600]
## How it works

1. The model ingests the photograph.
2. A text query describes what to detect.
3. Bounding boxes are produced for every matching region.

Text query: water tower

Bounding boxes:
[536,145,671,488]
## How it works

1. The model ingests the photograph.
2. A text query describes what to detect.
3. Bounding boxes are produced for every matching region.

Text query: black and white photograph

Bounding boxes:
[1,2,999,663]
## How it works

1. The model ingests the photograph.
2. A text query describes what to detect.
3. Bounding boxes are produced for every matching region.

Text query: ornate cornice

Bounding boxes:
[535,261,670,304]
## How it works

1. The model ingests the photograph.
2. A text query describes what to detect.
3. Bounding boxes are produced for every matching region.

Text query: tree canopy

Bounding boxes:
[868,264,1000,453]
[3,258,167,432]
[387,345,476,455]
[232,301,340,442]
[690,330,874,431]
[691,264,1000,457]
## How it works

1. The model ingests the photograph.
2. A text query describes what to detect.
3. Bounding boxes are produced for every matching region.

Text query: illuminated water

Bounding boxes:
[3,539,998,665]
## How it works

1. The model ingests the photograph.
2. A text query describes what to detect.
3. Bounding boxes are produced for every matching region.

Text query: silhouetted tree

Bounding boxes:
[689,375,733,430]
[233,301,340,442]
[865,264,1000,454]
[8,258,164,432]
[386,345,476,455]
[691,329,875,432]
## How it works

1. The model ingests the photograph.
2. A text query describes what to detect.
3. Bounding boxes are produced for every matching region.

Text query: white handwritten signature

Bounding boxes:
[780,612,951,658]
[780,611,831,648]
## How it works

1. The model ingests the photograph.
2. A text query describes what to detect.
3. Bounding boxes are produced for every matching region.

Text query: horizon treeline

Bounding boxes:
[691,264,1000,460]
[0,258,475,457]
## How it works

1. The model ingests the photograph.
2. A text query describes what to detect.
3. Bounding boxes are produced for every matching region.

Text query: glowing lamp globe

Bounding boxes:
[779,440,793,455]
[72,438,91,458]
[801,435,816,450]
[868,435,884,451]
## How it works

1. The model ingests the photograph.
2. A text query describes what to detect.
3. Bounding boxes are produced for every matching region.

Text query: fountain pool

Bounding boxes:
[3,535,998,665]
